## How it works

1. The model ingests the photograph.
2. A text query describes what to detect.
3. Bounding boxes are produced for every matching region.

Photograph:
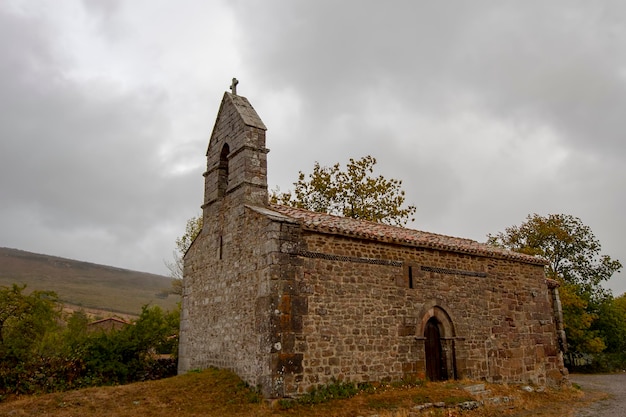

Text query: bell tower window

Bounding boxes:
[218,143,230,196]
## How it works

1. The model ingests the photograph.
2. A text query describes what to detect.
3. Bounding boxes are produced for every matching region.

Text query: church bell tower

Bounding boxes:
[202,79,269,212]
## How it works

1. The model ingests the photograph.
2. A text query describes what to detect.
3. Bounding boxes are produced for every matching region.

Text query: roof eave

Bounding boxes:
[298,223,548,266]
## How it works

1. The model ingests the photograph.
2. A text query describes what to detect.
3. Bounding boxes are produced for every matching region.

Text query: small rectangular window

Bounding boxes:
[408,266,414,289]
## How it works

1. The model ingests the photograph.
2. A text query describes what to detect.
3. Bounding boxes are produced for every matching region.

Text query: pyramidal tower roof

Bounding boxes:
[225,92,267,130]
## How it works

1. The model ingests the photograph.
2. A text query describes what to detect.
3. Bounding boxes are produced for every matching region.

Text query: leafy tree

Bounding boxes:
[0,283,181,395]
[131,305,179,356]
[487,213,622,353]
[0,284,59,361]
[592,294,626,353]
[66,310,90,340]
[46,310,90,357]
[558,284,606,353]
[166,214,203,293]
[172,157,416,282]
[272,155,416,226]
[0,284,61,393]
[79,305,179,385]
[487,214,621,301]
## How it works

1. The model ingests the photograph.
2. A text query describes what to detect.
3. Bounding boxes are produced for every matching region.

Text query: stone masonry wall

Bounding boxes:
[179,203,276,391]
[203,93,267,208]
[278,231,566,396]
[178,90,274,391]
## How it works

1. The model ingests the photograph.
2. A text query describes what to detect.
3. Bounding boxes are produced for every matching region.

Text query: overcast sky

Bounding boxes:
[1,1,624,295]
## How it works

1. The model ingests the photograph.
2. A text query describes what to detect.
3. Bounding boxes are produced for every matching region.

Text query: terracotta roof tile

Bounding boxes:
[270,204,546,265]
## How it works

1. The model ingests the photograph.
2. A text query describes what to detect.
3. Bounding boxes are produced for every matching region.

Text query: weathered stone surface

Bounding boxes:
[459,401,481,410]
[178,89,568,398]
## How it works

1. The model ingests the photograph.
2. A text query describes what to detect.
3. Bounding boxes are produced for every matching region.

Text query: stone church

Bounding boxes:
[178,85,568,398]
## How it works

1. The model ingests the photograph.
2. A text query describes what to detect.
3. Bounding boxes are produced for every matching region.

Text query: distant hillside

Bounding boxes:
[0,247,179,315]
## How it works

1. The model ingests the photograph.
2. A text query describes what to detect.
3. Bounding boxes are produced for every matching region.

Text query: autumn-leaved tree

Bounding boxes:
[171,156,416,290]
[488,213,622,353]
[272,155,416,227]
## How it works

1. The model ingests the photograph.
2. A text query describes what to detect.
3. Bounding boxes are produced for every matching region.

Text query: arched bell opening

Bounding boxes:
[217,143,230,196]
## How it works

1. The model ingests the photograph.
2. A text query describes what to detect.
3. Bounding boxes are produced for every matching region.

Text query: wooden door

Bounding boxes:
[425,317,446,381]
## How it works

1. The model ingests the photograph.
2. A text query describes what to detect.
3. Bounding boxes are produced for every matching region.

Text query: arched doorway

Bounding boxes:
[419,304,457,381]
[425,317,445,381]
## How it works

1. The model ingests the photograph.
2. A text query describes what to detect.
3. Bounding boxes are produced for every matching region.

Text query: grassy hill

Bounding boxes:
[0,247,178,316]
[0,368,589,417]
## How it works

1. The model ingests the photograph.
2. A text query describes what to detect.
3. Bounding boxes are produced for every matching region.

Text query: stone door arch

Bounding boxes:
[419,304,457,381]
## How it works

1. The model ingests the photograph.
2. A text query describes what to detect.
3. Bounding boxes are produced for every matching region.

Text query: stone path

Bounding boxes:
[569,373,626,417]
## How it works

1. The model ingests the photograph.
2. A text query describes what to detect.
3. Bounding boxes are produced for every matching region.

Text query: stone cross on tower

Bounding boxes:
[230,78,239,95]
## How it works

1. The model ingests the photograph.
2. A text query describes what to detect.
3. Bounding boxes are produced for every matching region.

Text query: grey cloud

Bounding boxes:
[236,1,626,160]
[447,3,626,157]
[0,4,197,272]
[1,1,623,295]
[233,1,625,293]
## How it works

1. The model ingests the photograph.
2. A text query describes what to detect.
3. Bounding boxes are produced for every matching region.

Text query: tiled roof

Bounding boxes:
[88,317,130,326]
[269,204,546,265]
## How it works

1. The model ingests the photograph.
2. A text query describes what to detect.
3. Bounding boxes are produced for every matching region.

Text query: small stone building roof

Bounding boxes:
[87,317,131,332]
[268,204,546,265]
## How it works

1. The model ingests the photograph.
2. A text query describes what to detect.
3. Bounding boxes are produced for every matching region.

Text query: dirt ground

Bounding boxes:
[569,373,626,417]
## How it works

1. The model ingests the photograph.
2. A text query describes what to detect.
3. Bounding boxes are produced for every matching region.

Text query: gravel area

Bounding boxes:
[570,373,626,417]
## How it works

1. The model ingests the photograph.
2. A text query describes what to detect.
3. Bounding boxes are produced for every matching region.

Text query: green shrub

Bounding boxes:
[0,291,180,397]
[565,351,626,373]
[278,379,371,409]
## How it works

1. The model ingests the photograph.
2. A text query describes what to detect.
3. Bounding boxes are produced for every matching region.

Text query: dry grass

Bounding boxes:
[0,369,602,417]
